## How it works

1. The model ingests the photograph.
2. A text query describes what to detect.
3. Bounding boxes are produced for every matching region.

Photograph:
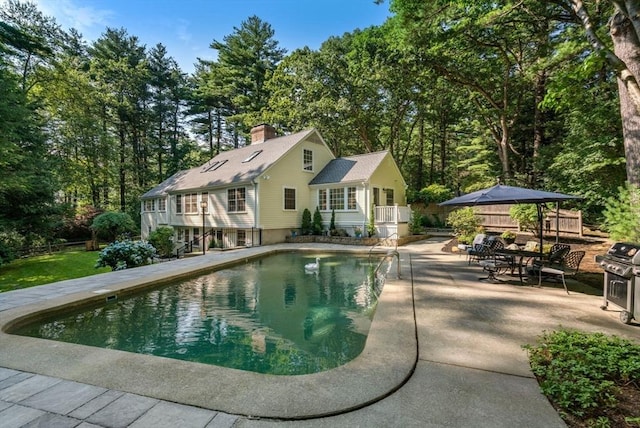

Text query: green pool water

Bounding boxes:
[15,252,385,375]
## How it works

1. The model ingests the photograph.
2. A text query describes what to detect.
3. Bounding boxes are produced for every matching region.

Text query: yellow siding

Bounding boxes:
[370,154,407,205]
[258,137,334,229]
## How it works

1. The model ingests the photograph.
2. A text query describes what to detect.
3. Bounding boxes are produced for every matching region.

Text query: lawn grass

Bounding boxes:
[0,249,111,293]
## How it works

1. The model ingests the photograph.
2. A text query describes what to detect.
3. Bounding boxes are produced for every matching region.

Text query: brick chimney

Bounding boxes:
[250,124,277,144]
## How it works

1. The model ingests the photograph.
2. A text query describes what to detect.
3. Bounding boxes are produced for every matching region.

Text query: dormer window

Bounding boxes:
[303,149,313,171]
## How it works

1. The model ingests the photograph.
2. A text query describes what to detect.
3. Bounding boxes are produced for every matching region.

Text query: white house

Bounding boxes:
[140,125,410,251]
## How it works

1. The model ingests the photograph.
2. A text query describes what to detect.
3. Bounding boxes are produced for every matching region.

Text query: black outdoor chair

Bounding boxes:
[530,243,571,275]
[537,250,586,294]
[468,236,501,265]
[478,241,511,282]
[465,233,487,264]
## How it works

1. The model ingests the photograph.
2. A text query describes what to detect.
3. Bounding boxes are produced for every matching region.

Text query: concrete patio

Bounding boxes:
[0,238,637,427]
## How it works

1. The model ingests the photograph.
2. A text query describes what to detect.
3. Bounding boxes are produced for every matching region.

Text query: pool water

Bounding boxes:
[15,252,386,375]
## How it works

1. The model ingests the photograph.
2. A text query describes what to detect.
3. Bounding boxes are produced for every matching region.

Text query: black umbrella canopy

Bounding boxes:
[439,184,582,254]
[438,184,581,207]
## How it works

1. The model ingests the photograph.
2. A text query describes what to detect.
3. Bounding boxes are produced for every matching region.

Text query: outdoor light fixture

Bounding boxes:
[200,200,208,255]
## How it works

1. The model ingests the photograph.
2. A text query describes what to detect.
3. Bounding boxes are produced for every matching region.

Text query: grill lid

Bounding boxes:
[605,242,640,265]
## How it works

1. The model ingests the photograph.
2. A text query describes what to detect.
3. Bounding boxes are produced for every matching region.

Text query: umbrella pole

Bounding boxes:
[537,204,544,256]
[556,202,560,244]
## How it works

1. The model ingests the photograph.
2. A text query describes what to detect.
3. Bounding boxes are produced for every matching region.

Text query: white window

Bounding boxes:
[177,228,184,241]
[329,188,344,210]
[201,192,208,213]
[303,149,313,171]
[320,187,357,211]
[386,189,394,206]
[176,195,182,214]
[158,198,166,211]
[237,230,246,246]
[347,187,356,210]
[185,193,198,214]
[284,188,296,210]
[144,200,154,211]
[318,189,327,210]
[228,187,246,212]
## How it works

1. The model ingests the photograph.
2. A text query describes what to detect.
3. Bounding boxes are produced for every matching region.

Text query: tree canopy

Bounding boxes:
[0,0,636,250]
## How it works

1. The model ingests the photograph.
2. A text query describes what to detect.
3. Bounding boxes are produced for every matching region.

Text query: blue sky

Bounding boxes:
[26,0,392,73]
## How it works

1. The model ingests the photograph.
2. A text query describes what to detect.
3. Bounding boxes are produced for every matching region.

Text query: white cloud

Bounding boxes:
[28,0,113,40]
[176,19,192,43]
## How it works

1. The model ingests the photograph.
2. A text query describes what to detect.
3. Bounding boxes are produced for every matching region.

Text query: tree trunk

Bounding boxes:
[417,117,425,189]
[119,126,126,212]
[611,10,640,186]
[532,69,546,185]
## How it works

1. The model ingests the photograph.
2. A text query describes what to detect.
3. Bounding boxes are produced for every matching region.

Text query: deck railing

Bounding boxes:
[375,205,411,224]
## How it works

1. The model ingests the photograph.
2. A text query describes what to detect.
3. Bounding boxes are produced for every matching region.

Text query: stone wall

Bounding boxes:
[285,234,429,247]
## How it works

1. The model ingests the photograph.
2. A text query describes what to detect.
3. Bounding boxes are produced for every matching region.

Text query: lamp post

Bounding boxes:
[200,200,208,255]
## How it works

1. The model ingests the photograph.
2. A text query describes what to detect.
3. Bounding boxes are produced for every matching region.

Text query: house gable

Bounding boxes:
[255,130,336,230]
[306,150,407,232]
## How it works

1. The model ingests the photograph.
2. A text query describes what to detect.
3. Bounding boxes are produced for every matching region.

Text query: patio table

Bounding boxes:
[494,248,544,285]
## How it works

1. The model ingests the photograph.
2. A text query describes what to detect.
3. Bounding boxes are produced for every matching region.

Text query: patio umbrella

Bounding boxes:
[439,184,582,254]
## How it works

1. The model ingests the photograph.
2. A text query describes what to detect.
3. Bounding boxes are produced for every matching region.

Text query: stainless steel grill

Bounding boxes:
[595,242,640,324]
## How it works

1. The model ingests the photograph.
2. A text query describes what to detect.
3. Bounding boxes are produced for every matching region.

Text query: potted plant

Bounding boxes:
[354,226,362,238]
[501,230,516,245]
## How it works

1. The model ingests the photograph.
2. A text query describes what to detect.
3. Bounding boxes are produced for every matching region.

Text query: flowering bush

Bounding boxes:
[95,240,156,271]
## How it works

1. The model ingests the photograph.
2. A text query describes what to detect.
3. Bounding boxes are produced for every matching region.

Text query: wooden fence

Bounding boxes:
[419,203,583,237]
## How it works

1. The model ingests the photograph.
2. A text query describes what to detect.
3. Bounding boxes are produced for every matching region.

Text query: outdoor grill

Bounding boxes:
[595,242,640,324]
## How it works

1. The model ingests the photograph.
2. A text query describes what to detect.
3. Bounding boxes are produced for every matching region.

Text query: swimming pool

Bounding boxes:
[0,245,416,418]
[13,252,386,375]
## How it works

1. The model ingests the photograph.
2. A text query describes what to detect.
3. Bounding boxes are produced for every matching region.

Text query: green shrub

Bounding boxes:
[446,207,482,244]
[418,184,454,204]
[312,206,324,235]
[0,229,25,266]
[602,183,640,242]
[148,227,175,258]
[409,210,424,234]
[367,204,376,237]
[95,240,156,271]
[509,204,540,236]
[301,208,312,235]
[501,230,516,243]
[523,330,640,422]
[91,212,137,242]
[329,209,337,235]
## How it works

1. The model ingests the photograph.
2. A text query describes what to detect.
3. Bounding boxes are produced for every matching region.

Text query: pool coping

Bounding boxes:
[0,244,417,420]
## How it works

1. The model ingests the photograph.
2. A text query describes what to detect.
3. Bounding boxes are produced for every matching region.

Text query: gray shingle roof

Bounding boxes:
[141,128,317,198]
[310,151,390,185]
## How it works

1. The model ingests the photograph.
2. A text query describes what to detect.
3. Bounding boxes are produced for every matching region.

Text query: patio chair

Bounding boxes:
[465,233,486,264]
[529,243,571,276]
[478,241,511,282]
[537,250,585,294]
[468,236,502,265]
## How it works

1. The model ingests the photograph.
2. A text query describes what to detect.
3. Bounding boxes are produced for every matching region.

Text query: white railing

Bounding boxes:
[375,205,411,224]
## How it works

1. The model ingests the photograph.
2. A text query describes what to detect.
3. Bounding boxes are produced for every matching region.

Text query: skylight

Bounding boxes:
[201,161,219,173]
[211,160,227,170]
[201,159,227,173]
[242,150,263,163]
